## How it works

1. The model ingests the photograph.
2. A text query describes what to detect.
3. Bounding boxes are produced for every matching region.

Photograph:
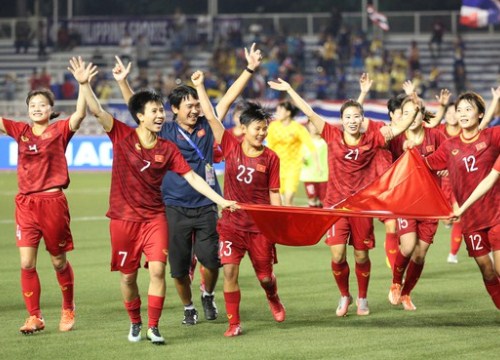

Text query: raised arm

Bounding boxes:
[0,117,5,134]
[192,70,225,144]
[479,85,500,130]
[69,58,113,132]
[455,167,499,217]
[182,169,238,210]
[268,78,326,133]
[67,57,97,131]
[215,43,263,119]
[426,88,451,128]
[357,72,373,105]
[112,56,134,104]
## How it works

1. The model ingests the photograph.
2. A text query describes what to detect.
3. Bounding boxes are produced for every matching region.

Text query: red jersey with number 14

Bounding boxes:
[3,118,74,194]
[106,119,191,222]
[425,127,500,232]
[218,130,280,233]
[322,121,386,207]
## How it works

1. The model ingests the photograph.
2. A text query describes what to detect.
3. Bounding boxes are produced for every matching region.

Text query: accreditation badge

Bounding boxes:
[205,163,216,186]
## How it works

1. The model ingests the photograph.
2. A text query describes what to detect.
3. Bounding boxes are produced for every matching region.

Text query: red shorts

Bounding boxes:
[325,217,375,250]
[304,181,327,202]
[109,216,168,274]
[396,218,439,244]
[218,225,277,279]
[15,191,73,256]
[463,224,500,258]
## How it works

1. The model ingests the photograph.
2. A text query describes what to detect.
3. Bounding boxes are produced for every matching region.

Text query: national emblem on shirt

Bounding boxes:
[155,154,165,163]
[256,164,266,173]
[197,129,206,138]
[41,132,52,140]
[425,145,435,153]
[475,142,486,151]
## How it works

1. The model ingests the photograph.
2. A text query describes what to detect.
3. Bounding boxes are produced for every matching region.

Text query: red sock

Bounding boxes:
[147,295,165,328]
[124,297,142,324]
[355,260,371,299]
[260,274,278,299]
[21,268,42,318]
[224,290,241,325]
[392,250,411,285]
[450,222,463,255]
[56,262,74,310]
[401,260,424,296]
[385,233,399,270]
[484,277,500,309]
[331,261,350,297]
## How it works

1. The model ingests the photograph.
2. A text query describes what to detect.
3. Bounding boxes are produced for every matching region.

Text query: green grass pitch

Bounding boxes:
[0,171,499,359]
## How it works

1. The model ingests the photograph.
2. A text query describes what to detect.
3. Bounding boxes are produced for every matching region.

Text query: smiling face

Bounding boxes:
[28,94,52,123]
[172,95,200,130]
[243,119,268,148]
[137,101,166,133]
[402,100,423,130]
[455,99,483,131]
[444,105,457,126]
[341,105,363,135]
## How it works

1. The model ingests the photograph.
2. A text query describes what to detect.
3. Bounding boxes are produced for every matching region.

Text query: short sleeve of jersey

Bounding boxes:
[321,122,342,143]
[220,129,240,156]
[165,143,192,176]
[3,118,28,140]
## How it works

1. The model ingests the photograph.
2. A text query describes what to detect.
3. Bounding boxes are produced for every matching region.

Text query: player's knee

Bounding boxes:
[51,255,67,271]
[121,273,137,286]
[258,274,273,285]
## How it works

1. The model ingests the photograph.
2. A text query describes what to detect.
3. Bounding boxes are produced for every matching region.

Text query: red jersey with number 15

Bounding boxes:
[322,121,386,207]
[106,119,191,222]
[425,127,500,232]
[218,130,280,233]
[3,118,74,194]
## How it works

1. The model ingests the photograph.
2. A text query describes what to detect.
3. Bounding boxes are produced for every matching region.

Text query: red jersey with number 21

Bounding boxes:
[218,130,280,233]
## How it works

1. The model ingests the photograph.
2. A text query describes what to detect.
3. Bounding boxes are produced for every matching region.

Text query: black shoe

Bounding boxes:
[201,294,218,320]
[146,326,165,345]
[128,322,142,342]
[182,308,198,325]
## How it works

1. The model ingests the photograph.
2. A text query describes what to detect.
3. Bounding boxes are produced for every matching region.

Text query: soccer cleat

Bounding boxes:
[401,295,417,311]
[356,298,370,316]
[146,326,165,345]
[388,283,402,305]
[20,315,45,335]
[128,322,142,342]
[336,295,353,317]
[224,323,242,337]
[267,295,286,322]
[59,308,75,332]
[447,253,458,264]
[182,308,198,325]
[201,294,218,321]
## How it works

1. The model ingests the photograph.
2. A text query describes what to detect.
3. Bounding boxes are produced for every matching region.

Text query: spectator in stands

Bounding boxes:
[29,69,41,91]
[319,35,338,77]
[61,73,76,100]
[3,73,16,101]
[38,68,51,89]
[324,6,342,38]
[453,63,467,95]
[37,20,48,60]
[91,47,107,68]
[119,31,134,64]
[408,40,421,78]
[57,24,70,51]
[429,19,445,60]
[15,19,32,54]
[136,34,150,70]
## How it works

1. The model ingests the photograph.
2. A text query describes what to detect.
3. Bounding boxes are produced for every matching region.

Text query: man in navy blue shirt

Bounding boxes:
[112,44,263,324]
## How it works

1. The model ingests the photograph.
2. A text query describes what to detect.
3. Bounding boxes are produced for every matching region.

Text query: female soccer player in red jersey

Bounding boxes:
[386,96,447,311]
[0,57,94,334]
[192,70,285,337]
[425,91,500,310]
[268,78,417,317]
[69,59,237,344]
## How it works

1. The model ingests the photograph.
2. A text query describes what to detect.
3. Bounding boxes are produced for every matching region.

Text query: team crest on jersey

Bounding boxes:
[451,149,460,156]
[197,129,206,138]
[155,154,165,162]
[425,145,435,153]
[360,145,370,151]
[58,241,67,247]
[135,143,141,151]
[475,142,486,151]
[41,132,52,140]
[256,164,266,172]
[21,135,29,142]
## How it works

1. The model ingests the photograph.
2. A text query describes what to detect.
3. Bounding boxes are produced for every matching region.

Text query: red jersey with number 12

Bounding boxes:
[425,127,500,232]
[106,119,191,222]
[218,130,280,233]
[3,118,74,194]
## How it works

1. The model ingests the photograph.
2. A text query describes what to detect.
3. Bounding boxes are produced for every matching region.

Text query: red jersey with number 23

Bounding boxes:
[425,127,500,232]
[218,130,280,233]
[106,119,191,222]
[3,118,74,194]
[322,121,386,207]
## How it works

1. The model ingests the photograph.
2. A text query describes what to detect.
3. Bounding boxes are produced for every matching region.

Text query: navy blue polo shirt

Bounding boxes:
[158,116,222,208]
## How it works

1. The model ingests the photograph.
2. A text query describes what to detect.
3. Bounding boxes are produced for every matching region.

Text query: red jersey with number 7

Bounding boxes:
[425,127,500,232]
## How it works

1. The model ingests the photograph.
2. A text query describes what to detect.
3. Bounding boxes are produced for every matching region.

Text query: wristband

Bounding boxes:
[245,67,255,74]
